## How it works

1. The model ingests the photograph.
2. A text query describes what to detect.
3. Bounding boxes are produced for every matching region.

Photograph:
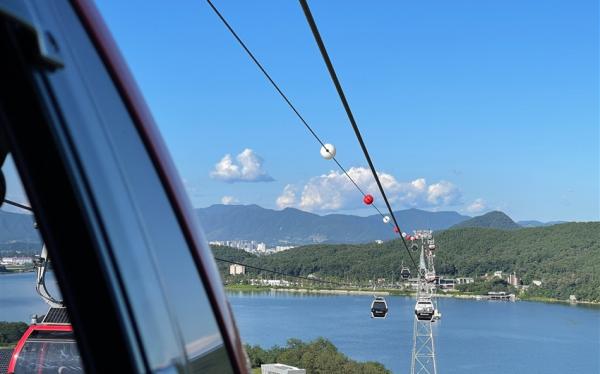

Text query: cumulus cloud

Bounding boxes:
[427,181,462,206]
[276,184,297,209]
[276,167,462,212]
[210,149,274,183]
[466,198,487,213]
[221,196,239,205]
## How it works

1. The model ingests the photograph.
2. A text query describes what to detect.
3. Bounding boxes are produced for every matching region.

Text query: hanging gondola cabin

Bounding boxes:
[414,297,435,321]
[370,296,388,319]
[8,308,83,374]
[400,266,411,280]
[425,272,437,283]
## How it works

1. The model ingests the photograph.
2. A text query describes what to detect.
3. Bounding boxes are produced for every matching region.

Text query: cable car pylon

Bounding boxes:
[410,230,438,374]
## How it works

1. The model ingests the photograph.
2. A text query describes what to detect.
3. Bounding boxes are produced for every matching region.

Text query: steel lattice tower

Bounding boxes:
[411,317,437,374]
[410,230,438,374]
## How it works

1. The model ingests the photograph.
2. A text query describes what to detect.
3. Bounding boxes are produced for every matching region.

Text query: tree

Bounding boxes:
[245,338,391,373]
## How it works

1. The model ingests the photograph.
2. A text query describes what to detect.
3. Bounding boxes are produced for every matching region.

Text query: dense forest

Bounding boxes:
[212,222,600,301]
[0,322,27,346]
[246,338,390,374]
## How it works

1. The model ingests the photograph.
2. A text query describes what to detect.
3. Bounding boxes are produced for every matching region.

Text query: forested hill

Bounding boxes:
[212,222,600,302]
[196,204,470,245]
[450,211,521,230]
[0,211,38,243]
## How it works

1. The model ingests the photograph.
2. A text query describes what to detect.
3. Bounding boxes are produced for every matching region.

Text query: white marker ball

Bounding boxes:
[383,216,390,224]
[320,143,336,160]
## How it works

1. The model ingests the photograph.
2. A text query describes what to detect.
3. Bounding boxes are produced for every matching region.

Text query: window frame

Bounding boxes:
[0,0,247,372]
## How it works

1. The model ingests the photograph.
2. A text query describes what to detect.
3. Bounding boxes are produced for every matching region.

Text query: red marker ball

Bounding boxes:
[393,226,400,233]
[363,194,374,205]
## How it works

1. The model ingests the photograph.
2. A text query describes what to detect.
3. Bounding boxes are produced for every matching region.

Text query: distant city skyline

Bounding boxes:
[7,0,600,223]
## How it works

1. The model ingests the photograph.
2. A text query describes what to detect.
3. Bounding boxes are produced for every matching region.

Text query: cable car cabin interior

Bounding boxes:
[8,308,83,374]
[370,297,388,319]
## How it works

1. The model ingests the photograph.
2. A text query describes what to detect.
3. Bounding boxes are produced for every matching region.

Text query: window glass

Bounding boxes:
[373,302,386,310]
[14,332,83,374]
[0,159,84,373]
[25,1,235,372]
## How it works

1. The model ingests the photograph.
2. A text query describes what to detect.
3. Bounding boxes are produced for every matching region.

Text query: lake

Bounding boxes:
[2,272,599,373]
[228,290,599,373]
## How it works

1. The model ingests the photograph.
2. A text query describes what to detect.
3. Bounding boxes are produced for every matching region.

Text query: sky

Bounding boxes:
[72,0,597,222]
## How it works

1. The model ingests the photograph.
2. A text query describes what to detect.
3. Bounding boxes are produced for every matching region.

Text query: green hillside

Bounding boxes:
[246,338,390,373]
[212,222,600,302]
[451,211,521,230]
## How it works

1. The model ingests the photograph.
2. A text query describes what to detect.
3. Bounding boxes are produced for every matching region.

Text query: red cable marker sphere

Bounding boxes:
[393,226,400,233]
[363,194,374,205]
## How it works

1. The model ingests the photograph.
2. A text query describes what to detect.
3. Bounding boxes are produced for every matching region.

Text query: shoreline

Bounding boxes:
[224,285,600,306]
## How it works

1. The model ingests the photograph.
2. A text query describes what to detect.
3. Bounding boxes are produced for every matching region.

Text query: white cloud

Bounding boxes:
[276,184,297,208]
[466,198,487,213]
[276,167,462,212]
[221,196,239,205]
[210,149,274,183]
[427,181,462,206]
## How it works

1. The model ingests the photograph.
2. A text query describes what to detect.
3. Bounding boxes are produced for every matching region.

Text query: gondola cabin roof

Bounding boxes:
[7,324,78,374]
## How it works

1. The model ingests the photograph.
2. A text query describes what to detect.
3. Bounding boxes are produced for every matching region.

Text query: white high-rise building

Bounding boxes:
[229,264,245,275]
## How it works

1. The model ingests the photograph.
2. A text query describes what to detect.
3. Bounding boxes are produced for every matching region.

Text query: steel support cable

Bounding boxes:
[298,0,417,269]
[4,198,33,211]
[214,256,351,287]
[205,0,388,220]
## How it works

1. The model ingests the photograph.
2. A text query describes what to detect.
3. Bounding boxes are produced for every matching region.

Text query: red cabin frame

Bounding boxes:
[8,324,73,374]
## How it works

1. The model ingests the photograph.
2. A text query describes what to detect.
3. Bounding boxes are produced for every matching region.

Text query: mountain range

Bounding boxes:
[450,211,521,230]
[0,210,39,244]
[195,204,567,245]
[196,204,470,245]
[0,204,572,250]
[517,220,567,228]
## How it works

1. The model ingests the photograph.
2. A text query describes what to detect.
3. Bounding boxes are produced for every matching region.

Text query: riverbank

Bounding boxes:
[224,284,600,306]
[0,268,35,274]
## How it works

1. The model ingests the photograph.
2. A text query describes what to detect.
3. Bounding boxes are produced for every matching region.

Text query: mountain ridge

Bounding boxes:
[450,211,521,230]
[0,210,39,244]
[213,222,600,302]
[196,204,471,245]
[518,220,567,228]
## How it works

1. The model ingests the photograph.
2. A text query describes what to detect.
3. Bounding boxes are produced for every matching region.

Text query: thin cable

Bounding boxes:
[214,256,350,287]
[298,0,417,269]
[205,0,387,220]
[4,199,32,211]
[206,0,325,148]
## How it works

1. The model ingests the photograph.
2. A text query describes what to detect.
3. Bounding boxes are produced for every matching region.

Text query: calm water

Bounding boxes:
[228,291,600,374]
[2,273,599,373]
[0,272,61,321]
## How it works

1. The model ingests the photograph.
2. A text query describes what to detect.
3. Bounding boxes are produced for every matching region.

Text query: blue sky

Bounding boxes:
[90,0,598,222]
